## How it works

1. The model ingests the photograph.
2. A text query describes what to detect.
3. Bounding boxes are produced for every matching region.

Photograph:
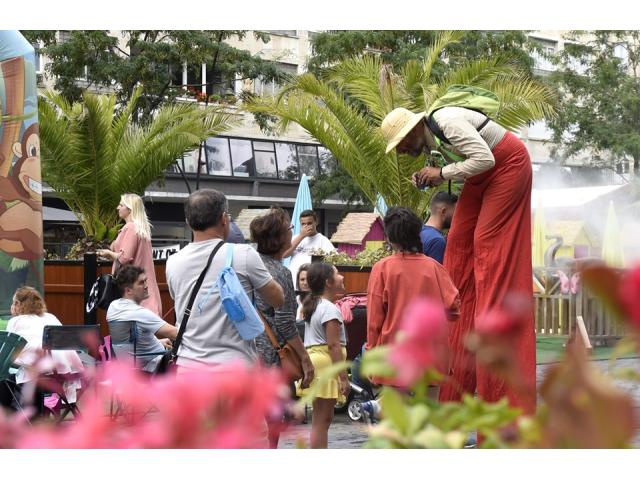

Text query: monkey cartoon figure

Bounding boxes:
[0,123,43,261]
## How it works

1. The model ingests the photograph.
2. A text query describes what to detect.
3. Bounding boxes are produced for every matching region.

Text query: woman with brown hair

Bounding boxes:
[250,207,314,448]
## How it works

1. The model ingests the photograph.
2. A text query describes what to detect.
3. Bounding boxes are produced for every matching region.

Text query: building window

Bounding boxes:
[297,145,319,177]
[527,120,553,141]
[614,43,629,68]
[186,63,204,94]
[266,30,297,37]
[33,43,43,73]
[253,141,278,178]
[182,149,200,173]
[254,62,297,97]
[318,146,337,172]
[205,66,235,97]
[58,31,71,43]
[276,142,299,180]
[175,136,330,180]
[205,137,232,176]
[230,139,255,177]
[530,37,557,72]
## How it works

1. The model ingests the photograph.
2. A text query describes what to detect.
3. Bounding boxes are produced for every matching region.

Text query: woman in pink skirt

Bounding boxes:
[97,193,162,316]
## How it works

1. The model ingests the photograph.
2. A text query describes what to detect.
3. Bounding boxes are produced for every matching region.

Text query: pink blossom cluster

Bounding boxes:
[4,362,287,449]
[387,298,449,387]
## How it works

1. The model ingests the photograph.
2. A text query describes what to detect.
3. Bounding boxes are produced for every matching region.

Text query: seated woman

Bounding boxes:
[1,287,83,415]
[365,207,460,394]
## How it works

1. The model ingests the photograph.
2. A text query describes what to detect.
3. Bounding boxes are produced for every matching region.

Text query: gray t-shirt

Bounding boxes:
[106,298,167,370]
[303,298,347,347]
[165,239,272,367]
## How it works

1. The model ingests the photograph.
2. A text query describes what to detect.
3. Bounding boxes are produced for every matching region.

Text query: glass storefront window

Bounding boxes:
[276,143,299,180]
[230,139,255,177]
[255,151,277,177]
[182,149,200,173]
[297,145,319,177]
[318,146,337,174]
[205,137,232,176]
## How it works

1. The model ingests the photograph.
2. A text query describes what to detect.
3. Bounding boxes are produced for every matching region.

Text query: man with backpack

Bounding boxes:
[165,189,284,370]
[380,90,536,415]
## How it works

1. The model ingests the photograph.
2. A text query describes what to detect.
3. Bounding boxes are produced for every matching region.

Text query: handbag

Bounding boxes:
[86,273,120,314]
[257,310,304,382]
[157,241,225,374]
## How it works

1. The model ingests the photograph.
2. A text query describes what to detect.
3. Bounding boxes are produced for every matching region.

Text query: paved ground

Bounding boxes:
[280,358,640,449]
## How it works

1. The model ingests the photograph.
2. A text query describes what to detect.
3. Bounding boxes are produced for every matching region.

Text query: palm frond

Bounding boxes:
[246,37,556,218]
[39,89,238,236]
[421,31,465,82]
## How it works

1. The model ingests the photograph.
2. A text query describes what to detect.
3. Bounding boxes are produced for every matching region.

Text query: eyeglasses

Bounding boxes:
[225,212,233,222]
[288,224,294,231]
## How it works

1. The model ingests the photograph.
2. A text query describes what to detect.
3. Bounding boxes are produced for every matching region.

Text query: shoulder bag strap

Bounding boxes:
[170,240,226,360]
[257,309,282,352]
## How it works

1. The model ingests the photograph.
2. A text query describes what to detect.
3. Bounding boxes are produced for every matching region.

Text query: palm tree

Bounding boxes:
[39,85,237,250]
[246,31,557,216]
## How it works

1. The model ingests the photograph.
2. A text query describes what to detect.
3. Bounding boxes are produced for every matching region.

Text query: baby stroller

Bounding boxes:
[343,348,381,422]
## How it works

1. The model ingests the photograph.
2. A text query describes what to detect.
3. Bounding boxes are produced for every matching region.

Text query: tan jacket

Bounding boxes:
[428,106,508,181]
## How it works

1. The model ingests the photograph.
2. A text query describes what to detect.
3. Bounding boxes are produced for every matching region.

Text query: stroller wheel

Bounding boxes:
[347,398,364,422]
[334,391,352,414]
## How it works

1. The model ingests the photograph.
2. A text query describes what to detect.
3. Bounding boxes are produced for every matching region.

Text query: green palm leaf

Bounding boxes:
[246,34,556,217]
[39,89,238,238]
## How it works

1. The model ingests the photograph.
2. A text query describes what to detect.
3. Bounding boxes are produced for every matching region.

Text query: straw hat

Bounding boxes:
[381,108,426,154]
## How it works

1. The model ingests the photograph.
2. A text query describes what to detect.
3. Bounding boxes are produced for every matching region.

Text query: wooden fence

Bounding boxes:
[533,267,624,344]
[41,262,624,344]
[44,259,175,337]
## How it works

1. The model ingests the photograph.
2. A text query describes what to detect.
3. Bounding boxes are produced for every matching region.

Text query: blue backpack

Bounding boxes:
[217,244,265,341]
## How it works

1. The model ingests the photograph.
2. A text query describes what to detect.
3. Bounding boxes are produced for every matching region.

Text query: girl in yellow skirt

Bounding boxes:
[297,263,350,448]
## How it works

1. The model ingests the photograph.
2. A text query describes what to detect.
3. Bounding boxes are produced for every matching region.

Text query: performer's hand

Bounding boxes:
[413,167,444,188]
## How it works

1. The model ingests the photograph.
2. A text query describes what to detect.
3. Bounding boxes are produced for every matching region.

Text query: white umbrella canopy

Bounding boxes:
[374,194,388,217]
[284,174,313,267]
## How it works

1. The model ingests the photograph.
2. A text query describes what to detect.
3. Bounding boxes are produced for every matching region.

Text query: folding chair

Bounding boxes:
[0,332,28,418]
[106,321,166,419]
[41,325,102,422]
[107,321,166,370]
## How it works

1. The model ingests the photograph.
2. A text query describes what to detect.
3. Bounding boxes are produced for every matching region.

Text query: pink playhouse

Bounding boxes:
[330,212,385,256]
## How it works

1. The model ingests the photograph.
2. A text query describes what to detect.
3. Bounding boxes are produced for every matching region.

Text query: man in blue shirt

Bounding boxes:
[420,192,458,263]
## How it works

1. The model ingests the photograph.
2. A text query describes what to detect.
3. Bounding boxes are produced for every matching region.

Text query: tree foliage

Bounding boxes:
[303,30,541,207]
[547,30,640,172]
[38,86,237,242]
[247,32,556,217]
[22,30,289,121]
[308,30,535,75]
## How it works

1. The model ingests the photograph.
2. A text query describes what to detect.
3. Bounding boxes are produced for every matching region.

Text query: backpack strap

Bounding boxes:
[225,242,234,269]
[426,110,492,164]
[170,240,225,363]
[427,109,492,145]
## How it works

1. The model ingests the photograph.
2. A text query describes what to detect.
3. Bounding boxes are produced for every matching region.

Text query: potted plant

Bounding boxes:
[322,246,392,293]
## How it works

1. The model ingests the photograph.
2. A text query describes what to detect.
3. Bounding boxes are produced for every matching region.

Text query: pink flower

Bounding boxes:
[475,294,532,338]
[387,298,449,387]
[15,360,286,449]
[620,266,640,330]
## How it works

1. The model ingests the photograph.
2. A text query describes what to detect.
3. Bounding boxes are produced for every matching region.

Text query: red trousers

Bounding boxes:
[438,132,536,414]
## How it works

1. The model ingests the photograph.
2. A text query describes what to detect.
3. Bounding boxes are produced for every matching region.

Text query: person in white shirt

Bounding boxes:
[284,210,336,286]
[107,264,177,372]
[1,287,83,414]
